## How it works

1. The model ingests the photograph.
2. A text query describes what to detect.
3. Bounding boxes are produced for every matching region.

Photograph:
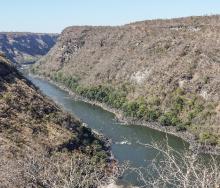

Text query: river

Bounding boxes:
[27,75,190,187]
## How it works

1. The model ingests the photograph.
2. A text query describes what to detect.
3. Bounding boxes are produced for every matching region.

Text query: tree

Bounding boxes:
[130,141,220,188]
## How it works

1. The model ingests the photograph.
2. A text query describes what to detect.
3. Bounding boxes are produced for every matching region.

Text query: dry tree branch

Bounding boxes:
[131,139,220,188]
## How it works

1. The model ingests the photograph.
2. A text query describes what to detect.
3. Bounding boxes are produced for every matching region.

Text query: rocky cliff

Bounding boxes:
[34,15,220,147]
[0,54,112,187]
[0,32,58,64]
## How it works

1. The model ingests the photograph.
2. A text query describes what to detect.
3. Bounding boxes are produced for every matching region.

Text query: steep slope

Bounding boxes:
[0,32,58,64]
[0,54,113,187]
[34,15,220,147]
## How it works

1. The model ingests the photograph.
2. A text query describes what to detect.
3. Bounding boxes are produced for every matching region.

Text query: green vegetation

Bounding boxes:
[122,99,161,121]
[76,85,127,109]
[159,112,181,127]
[199,132,219,145]
[31,68,218,145]
[48,71,162,121]
[52,71,79,90]
[1,92,13,103]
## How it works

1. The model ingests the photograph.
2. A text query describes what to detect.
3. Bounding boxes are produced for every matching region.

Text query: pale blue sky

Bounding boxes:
[0,0,219,33]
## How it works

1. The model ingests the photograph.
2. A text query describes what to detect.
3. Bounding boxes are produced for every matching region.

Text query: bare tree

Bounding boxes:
[130,141,220,188]
[0,145,127,188]
[1,141,219,188]
[20,151,127,188]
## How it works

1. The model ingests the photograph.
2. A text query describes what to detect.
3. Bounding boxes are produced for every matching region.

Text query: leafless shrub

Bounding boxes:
[2,140,219,188]
[130,141,220,188]
[22,152,127,188]
[0,147,127,188]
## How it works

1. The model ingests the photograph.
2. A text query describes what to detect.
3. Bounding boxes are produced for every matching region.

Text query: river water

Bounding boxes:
[27,75,190,187]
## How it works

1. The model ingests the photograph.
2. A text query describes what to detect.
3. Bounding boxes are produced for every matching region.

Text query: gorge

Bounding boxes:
[1,14,220,187]
[34,15,220,152]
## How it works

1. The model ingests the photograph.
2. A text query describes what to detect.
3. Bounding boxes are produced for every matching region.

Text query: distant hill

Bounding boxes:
[0,32,58,64]
[34,15,220,148]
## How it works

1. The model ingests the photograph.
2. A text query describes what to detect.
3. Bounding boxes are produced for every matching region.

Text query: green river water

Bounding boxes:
[27,75,197,187]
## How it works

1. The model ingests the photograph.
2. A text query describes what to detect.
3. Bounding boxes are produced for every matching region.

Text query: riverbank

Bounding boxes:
[29,74,220,155]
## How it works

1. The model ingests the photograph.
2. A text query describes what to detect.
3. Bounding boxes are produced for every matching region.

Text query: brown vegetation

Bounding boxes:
[34,15,220,146]
[0,55,115,187]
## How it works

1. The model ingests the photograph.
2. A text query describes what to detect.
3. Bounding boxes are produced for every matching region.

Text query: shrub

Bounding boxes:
[203,76,210,84]
[176,123,187,131]
[51,71,79,90]
[2,92,12,103]
[145,108,160,121]
[159,112,180,126]
[122,101,139,117]
[95,151,108,160]
[172,96,185,113]
[159,114,171,126]
[147,96,161,106]
[199,132,218,145]
[136,103,148,118]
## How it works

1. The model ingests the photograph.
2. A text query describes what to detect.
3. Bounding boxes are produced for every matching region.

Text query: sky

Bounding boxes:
[0,0,220,33]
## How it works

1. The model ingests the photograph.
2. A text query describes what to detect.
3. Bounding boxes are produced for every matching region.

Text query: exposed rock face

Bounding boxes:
[0,55,111,187]
[0,32,58,64]
[35,15,220,145]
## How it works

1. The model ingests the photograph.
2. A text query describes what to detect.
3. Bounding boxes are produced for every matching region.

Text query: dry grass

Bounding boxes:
[0,55,114,187]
